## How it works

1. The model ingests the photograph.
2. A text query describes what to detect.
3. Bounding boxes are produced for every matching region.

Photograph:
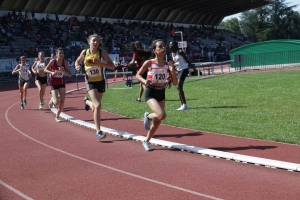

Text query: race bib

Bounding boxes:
[87,66,102,77]
[37,63,45,71]
[150,69,168,83]
[53,70,64,78]
[20,68,28,75]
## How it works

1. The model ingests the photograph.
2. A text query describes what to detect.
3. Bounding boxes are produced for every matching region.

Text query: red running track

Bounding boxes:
[1,79,300,200]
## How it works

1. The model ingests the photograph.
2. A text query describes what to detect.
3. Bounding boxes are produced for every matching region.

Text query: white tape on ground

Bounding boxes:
[50,89,300,172]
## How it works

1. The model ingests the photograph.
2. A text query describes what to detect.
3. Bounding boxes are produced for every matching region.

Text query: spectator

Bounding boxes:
[113,56,120,81]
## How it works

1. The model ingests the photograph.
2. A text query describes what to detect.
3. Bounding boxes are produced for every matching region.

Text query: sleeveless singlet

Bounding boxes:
[147,60,169,84]
[84,49,104,82]
[19,64,30,81]
[36,61,46,73]
[50,59,65,86]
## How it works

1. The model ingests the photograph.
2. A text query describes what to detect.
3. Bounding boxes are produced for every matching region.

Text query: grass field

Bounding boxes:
[102,70,300,145]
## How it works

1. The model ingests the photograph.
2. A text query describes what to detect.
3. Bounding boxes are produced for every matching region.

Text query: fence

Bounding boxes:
[75,71,133,90]
[191,60,233,78]
[233,50,300,71]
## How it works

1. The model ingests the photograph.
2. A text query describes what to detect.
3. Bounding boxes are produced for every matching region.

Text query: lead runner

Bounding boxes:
[75,34,115,140]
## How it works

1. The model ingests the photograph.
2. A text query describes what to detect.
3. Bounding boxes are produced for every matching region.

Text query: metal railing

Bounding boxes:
[191,60,233,78]
[233,50,300,71]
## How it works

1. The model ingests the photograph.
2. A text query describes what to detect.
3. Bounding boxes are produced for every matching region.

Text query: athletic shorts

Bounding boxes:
[85,79,106,93]
[178,68,189,81]
[18,78,29,86]
[51,84,65,90]
[35,75,47,85]
[144,85,166,102]
[115,66,122,72]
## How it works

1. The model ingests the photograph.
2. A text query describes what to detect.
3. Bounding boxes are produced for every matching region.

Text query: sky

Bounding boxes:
[223,0,300,20]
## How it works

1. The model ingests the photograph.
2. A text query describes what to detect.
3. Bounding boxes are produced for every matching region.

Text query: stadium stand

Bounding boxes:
[0,11,247,62]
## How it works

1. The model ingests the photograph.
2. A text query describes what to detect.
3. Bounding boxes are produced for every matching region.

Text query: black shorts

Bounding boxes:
[35,75,47,85]
[115,66,122,72]
[85,79,106,93]
[51,84,65,90]
[178,68,189,81]
[144,85,166,102]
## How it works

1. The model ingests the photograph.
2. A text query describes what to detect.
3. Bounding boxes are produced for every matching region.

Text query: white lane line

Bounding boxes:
[52,89,300,172]
[0,94,19,100]
[55,109,300,172]
[5,102,223,200]
[0,180,34,200]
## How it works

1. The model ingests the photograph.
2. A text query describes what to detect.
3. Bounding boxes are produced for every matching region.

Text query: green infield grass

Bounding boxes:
[102,70,300,145]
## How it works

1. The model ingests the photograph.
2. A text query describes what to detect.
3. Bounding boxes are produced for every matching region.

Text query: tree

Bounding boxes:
[220,17,241,35]
[222,0,300,42]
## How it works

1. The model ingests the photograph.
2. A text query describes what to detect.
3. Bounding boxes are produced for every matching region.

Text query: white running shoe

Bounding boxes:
[181,104,188,110]
[142,141,153,151]
[176,105,183,110]
[177,104,188,111]
[55,117,62,122]
[48,98,54,109]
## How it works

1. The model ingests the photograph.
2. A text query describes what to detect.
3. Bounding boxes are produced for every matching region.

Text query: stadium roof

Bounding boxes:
[0,0,273,26]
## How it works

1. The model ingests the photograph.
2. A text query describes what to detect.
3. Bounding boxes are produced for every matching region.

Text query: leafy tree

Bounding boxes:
[220,17,241,34]
[221,0,300,42]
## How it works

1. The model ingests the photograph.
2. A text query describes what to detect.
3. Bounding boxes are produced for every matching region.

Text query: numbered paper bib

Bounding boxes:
[87,66,102,77]
[20,69,28,76]
[53,70,64,78]
[37,63,45,71]
[149,69,168,83]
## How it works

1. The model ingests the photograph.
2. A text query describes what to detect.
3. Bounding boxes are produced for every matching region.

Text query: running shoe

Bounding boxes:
[39,103,43,109]
[177,104,188,111]
[23,99,27,105]
[176,105,183,110]
[136,98,141,102]
[96,130,106,140]
[143,112,151,131]
[41,100,44,107]
[21,103,24,110]
[84,96,90,111]
[182,104,188,110]
[55,117,62,122]
[48,98,53,109]
[142,141,153,151]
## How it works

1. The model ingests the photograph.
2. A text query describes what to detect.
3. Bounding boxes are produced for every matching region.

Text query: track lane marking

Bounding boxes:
[0,180,34,200]
[5,101,223,200]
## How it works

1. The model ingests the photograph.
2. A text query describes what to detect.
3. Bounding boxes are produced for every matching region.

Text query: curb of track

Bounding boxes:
[50,87,300,173]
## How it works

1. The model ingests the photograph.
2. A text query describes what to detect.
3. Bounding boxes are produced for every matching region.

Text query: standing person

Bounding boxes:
[31,52,47,109]
[12,56,32,110]
[113,57,120,81]
[120,56,128,80]
[169,41,189,110]
[75,34,115,140]
[128,41,150,102]
[136,39,178,151]
[44,48,72,122]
